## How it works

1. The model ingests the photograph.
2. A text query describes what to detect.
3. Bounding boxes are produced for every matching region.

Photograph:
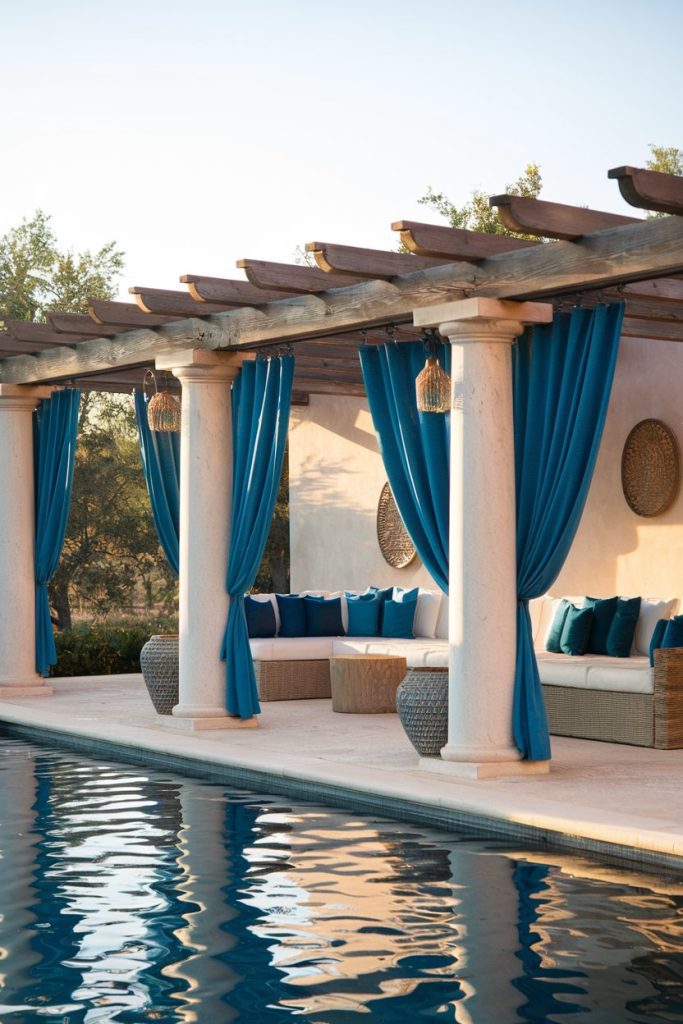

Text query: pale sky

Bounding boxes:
[1,0,681,301]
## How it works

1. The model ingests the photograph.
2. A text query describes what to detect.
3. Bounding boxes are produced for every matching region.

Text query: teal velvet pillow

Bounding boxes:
[546,599,571,653]
[662,615,683,650]
[381,593,417,639]
[649,618,670,666]
[582,596,618,654]
[367,586,395,629]
[606,596,641,658]
[304,596,345,637]
[276,594,306,637]
[346,593,381,636]
[559,605,594,656]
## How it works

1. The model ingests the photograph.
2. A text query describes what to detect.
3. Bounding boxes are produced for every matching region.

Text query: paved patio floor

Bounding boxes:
[1,674,683,871]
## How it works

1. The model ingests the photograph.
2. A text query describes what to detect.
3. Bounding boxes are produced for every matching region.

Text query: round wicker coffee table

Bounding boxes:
[329,654,408,713]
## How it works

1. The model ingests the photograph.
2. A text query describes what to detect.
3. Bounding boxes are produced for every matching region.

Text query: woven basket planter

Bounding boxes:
[140,635,179,715]
[396,667,448,756]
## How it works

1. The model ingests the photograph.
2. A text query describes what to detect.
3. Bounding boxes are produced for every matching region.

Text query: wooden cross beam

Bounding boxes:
[236,259,367,292]
[180,275,300,304]
[609,166,683,216]
[5,321,86,345]
[392,220,536,258]
[489,194,640,240]
[305,242,447,279]
[129,287,235,316]
[88,298,180,328]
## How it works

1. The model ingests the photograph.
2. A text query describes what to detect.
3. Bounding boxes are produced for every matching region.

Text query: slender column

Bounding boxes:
[0,385,54,695]
[155,350,255,730]
[414,299,552,778]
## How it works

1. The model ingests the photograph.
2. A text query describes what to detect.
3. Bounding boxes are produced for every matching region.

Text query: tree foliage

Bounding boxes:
[418,163,542,237]
[0,210,124,322]
[645,144,682,219]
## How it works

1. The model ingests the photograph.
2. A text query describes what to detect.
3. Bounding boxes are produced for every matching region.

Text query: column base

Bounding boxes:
[419,756,550,779]
[160,713,259,731]
[0,684,54,698]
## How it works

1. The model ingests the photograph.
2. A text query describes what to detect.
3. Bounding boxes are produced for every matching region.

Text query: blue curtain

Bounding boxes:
[513,303,624,760]
[359,342,450,592]
[34,389,80,676]
[134,391,180,576]
[222,355,294,718]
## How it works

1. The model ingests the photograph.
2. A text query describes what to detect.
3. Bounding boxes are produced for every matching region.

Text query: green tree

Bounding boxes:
[418,163,542,237]
[645,144,682,219]
[0,210,124,321]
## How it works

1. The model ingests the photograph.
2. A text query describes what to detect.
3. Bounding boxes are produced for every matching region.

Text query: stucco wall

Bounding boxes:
[289,335,683,601]
[554,334,683,599]
[288,396,440,593]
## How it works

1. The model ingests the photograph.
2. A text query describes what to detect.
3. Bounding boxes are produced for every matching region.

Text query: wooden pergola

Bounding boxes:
[0,164,682,394]
[0,163,682,774]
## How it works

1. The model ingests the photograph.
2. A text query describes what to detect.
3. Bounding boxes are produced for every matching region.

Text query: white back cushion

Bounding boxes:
[436,594,449,639]
[635,598,679,655]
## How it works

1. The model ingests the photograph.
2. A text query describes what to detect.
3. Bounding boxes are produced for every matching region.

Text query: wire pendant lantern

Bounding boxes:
[143,369,181,432]
[415,329,451,413]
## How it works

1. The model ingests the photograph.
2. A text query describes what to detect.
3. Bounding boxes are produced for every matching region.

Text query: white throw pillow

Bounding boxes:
[413,589,442,638]
[634,598,679,655]
[436,595,449,639]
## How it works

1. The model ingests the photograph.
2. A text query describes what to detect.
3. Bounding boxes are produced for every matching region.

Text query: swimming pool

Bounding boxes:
[0,734,682,1022]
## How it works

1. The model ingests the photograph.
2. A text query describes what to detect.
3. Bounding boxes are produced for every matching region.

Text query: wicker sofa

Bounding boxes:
[248,589,683,749]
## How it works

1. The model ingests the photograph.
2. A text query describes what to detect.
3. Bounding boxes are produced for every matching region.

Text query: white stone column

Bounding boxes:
[414,299,552,778]
[155,350,256,730]
[0,385,55,696]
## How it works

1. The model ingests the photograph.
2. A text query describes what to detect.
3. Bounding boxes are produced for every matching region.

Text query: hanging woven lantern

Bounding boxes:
[143,370,181,432]
[416,344,451,413]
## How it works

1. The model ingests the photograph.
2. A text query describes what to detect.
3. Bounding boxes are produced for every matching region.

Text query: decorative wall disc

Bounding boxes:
[621,419,679,517]
[377,482,417,568]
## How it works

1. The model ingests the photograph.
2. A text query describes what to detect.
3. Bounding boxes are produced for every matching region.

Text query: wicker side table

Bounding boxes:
[329,654,407,713]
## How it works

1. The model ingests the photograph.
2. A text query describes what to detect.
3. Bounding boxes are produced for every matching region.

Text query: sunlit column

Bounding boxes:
[414,299,552,778]
[0,385,55,695]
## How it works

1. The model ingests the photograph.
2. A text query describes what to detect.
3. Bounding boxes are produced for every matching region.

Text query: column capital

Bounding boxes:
[414,297,553,344]
[155,349,249,383]
[0,384,55,411]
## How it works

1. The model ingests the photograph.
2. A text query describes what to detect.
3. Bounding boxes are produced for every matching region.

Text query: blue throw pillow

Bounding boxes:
[245,596,277,639]
[276,594,306,637]
[662,615,683,650]
[649,618,670,666]
[367,586,395,629]
[582,596,618,654]
[606,596,641,658]
[546,599,571,653]
[381,593,417,639]
[559,605,594,656]
[304,595,345,637]
[346,593,381,636]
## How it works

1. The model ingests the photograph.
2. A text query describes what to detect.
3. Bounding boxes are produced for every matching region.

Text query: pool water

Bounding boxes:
[0,737,682,1022]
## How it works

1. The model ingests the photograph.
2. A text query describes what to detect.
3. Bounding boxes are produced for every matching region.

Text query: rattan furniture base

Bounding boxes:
[542,647,683,749]
[254,659,331,701]
[330,654,407,713]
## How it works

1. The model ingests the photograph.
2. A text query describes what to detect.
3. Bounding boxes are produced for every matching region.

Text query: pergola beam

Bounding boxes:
[392,220,537,258]
[1,213,682,384]
[609,165,683,216]
[129,287,235,316]
[306,241,447,279]
[236,259,367,292]
[489,194,640,240]
[88,298,180,328]
[180,275,300,304]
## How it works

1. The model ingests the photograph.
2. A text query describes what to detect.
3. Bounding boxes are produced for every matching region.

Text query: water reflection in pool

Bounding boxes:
[0,736,681,1022]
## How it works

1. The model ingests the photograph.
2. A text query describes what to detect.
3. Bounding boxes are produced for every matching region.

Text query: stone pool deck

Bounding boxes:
[1,673,683,872]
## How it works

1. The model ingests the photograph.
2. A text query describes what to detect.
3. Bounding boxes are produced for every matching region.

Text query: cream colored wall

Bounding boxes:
[289,395,440,593]
[553,335,683,599]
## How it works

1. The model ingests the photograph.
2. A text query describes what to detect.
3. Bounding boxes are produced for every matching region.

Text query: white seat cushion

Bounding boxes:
[536,651,653,694]
[332,637,448,668]
[250,636,335,661]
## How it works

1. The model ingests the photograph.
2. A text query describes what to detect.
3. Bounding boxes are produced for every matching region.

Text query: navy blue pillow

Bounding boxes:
[346,594,381,636]
[304,595,345,637]
[245,596,277,638]
[582,596,618,654]
[546,599,571,653]
[649,618,669,666]
[381,593,417,639]
[276,594,306,637]
[606,596,641,658]
[559,605,593,656]
[662,615,683,650]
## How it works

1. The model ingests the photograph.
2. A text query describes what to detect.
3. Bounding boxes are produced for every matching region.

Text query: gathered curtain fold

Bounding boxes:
[134,391,181,576]
[512,303,624,760]
[221,355,294,718]
[34,389,81,676]
[359,342,450,593]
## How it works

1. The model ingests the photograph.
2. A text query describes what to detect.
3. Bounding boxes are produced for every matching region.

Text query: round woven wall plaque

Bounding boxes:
[621,419,679,517]
[377,482,417,568]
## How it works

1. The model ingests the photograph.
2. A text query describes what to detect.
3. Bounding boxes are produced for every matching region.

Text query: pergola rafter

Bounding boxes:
[0,164,680,394]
